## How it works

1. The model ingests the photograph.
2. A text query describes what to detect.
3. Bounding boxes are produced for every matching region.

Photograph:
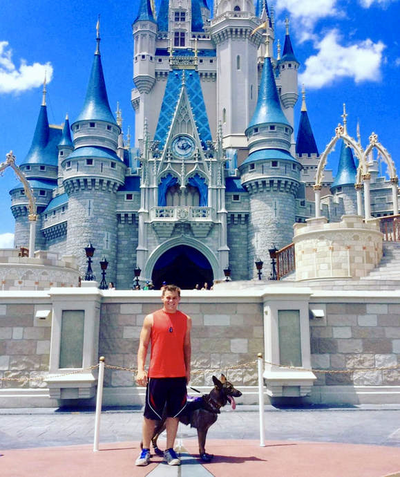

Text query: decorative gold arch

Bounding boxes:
[0,151,37,256]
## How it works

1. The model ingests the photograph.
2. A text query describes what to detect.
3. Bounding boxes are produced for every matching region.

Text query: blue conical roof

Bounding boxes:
[58,116,73,148]
[331,141,357,189]
[22,105,61,166]
[281,32,298,63]
[157,0,169,31]
[247,57,290,131]
[296,110,318,155]
[74,41,116,124]
[134,0,156,23]
[256,0,270,18]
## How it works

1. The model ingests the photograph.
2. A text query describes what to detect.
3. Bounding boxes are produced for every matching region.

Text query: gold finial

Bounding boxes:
[301,85,307,112]
[285,17,290,35]
[41,74,47,106]
[95,15,101,54]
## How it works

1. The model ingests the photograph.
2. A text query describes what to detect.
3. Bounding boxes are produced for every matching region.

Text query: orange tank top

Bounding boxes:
[148,309,188,378]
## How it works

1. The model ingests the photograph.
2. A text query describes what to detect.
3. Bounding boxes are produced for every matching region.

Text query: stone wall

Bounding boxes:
[99,297,263,389]
[311,301,400,397]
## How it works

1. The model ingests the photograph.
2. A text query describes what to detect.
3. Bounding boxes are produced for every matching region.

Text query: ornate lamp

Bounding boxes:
[99,256,108,290]
[133,267,141,289]
[223,267,231,281]
[269,246,278,280]
[84,243,96,281]
[255,258,263,280]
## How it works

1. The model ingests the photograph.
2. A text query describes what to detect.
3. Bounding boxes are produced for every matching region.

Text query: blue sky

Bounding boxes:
[0,0,399,247]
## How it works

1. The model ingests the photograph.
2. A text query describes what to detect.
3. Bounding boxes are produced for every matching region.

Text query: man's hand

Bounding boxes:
[136,369,148,387]
[186,369,191,384]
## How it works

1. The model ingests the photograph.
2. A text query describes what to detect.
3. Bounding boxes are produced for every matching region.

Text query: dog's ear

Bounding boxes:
[212,376,223,388]
[220,374,227,383]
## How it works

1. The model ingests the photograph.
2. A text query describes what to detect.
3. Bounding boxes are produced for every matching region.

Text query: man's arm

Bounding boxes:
[184,316,192,384]
[136,314,153,386]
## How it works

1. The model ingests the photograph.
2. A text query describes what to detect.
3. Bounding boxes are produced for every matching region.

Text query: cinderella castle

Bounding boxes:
[9,0,398,290]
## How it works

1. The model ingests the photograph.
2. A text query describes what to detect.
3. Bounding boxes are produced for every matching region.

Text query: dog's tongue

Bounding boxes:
[228,396,236,410]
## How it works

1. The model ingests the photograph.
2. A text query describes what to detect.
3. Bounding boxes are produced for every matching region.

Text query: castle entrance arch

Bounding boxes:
[151,245,213,290]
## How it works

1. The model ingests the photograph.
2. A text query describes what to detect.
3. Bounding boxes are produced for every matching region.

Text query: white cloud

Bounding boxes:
[275,0,339,41]
[299,30,385,89]
[358,0,398,7]
[0,42,53,94]
[0,233,14,248]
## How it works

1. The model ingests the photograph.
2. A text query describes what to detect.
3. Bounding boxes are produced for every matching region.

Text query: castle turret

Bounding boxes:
[57,115,73,189]
[64,24,125,283]
[209,0,261,149]
[239,41,301,278]
[277,18,299,151]
[10,81,59,250]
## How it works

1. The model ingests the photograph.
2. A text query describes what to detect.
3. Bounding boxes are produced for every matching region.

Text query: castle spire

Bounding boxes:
[134,0,156,23]
[296,87,319,156]
[74,21,116,124]
[331,141,357,190]
[281,18,298,63]
[42,75,47,106]
[58,114,73,148]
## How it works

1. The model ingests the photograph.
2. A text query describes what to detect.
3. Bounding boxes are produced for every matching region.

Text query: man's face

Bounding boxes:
[161,290,181,313]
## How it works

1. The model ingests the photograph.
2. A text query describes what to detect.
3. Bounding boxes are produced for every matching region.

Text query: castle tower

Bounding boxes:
[209,0,261,149]
[330,140,358,219]
[239,41,301,278]
[10,81,60,250]
[64,25,125,283]
[277,19,299,153]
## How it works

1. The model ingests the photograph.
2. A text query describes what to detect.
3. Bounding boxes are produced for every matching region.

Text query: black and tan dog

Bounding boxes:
[149,374,242,462]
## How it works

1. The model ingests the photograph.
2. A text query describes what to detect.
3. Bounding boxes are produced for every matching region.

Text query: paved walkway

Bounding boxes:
[1,406,400,477]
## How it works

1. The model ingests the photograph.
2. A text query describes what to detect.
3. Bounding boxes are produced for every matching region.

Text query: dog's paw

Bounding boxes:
[200,452,214,462]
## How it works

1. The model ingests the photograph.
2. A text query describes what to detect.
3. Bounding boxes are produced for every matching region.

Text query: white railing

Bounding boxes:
[151,206,213,221]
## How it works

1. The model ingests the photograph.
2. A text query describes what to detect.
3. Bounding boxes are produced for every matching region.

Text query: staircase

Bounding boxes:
[362,242,400,281]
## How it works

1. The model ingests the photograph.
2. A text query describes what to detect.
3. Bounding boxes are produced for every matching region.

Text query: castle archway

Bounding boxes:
[151,245,213,290]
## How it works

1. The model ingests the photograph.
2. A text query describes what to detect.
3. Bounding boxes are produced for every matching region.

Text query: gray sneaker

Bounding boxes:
[164,448,181,466]
[135,448,151,466]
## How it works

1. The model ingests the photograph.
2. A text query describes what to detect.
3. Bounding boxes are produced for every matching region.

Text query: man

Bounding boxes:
[135,284,192,467]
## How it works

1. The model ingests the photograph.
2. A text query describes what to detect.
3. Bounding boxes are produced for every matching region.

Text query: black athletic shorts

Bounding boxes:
[144,377,187,420]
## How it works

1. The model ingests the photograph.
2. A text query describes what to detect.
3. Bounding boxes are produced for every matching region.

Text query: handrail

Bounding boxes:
[276,242,295,280]
[380,215,400,241]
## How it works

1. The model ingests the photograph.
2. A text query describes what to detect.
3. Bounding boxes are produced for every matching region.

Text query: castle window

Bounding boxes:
[288,63,292,68]
[271,161,278,168]
[60,151,64,156]
[199,59,203,63]
[142,54,146,59]
[20,190,25,195]
[25,165,31,170]
[281,64,285,69]
[75,125,80,130]
[62,207,65,213]
[250,164,255,170]
[175,11,186,22]
[251,85,253,100]
[174,31,185,47]
[158,58,162,62]
[210,59,214,63]
[300,200,306,207]
[39,190,46,196]
[234,6,241,11]
[236,55,240,70]
[232,194,240,202]
[111,162,116,169]
[253,127,259,134]
[40,165,46,171]
[126,193,133,201]
[53,211,56,216]
[90,122,95,128]
[337,186,342,192]
[269,125,276,131]
[223,108,226,123]
[292,163,296,170]
[285,127,289,133]
[66,161,71,169]
[107,125,112,131]
[86,159,93,165]
[44,214,47,220]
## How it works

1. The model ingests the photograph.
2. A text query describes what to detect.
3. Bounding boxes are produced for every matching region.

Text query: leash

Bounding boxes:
[190,386,202,393]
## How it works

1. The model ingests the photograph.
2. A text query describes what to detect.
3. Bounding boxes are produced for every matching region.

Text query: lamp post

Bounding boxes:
[99,256,108,290]
[269,246,278,280]
[133,267,141,289]
[255,258,263,280]
[223,267,231,281]
[84,243,96,281]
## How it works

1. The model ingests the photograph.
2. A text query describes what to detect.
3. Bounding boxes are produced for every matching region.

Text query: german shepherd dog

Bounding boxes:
[149,374,242,462]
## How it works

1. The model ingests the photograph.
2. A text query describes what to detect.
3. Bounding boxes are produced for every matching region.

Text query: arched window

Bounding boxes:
[236,55,241,70]
[234,6,241,11]
[223,108,226,123]
[250,84,253,100]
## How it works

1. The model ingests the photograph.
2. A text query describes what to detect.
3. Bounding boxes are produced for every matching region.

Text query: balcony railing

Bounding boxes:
[276,243,295,280]
[380,215,400,241]
[150,206,213,221]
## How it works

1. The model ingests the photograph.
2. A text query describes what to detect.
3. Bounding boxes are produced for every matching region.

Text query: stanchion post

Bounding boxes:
[93,356,105,452]
[257,353,266,447]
